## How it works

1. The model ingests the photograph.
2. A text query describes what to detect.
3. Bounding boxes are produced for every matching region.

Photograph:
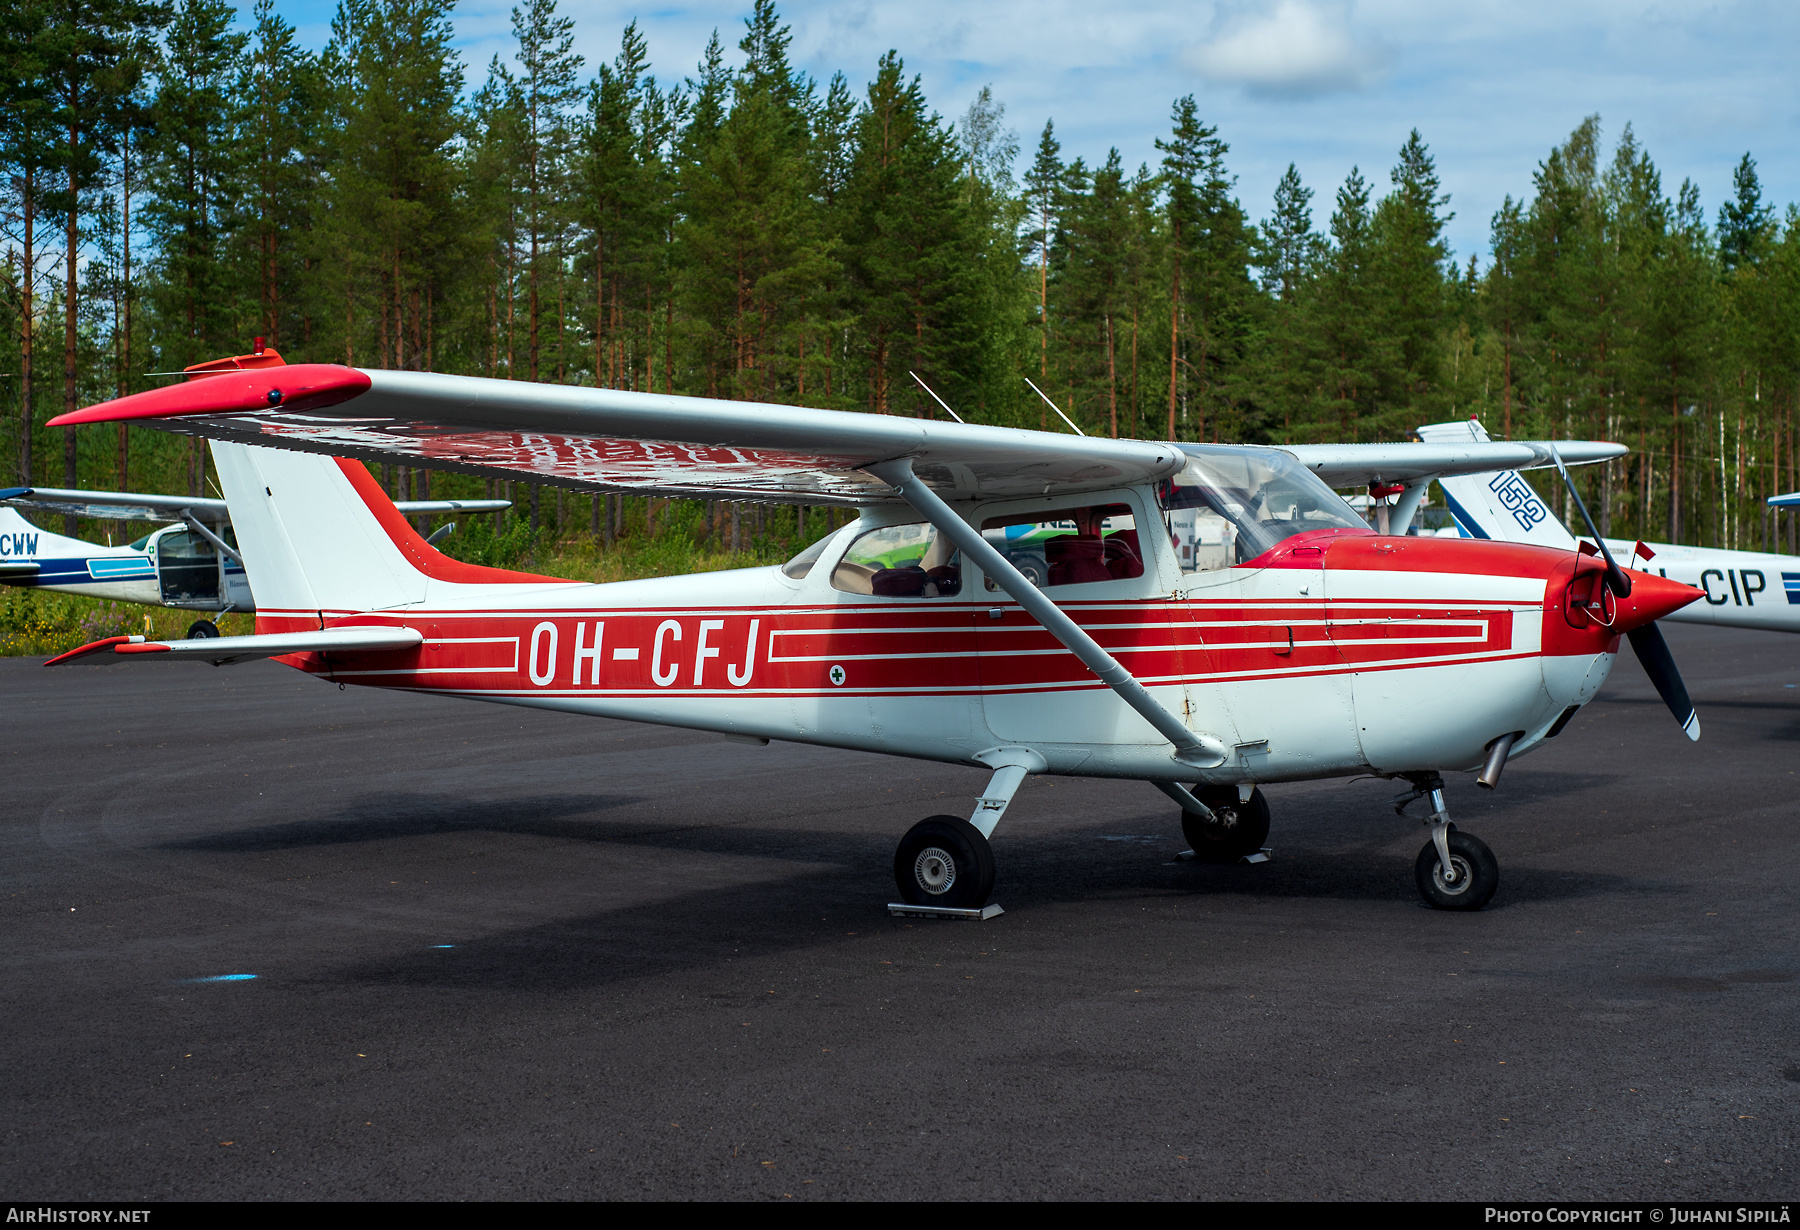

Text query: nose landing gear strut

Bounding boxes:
[1393,773,1499,911]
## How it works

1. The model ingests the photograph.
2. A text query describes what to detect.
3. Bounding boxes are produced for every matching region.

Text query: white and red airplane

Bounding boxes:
[39,348,1702,914]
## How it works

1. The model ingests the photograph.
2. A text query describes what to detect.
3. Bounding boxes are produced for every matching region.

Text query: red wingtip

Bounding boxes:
[48,363,371,428]
[44,635,136,666]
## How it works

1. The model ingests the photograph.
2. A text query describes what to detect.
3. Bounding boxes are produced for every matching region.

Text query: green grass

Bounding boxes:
[0,587,255,657]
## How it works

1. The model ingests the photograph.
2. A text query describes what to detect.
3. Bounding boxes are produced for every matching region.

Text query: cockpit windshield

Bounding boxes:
[1159,445,1369,568]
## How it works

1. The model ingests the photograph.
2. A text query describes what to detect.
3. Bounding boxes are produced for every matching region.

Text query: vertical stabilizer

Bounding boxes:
[210,441,563,623]
[1417,419,1578,550]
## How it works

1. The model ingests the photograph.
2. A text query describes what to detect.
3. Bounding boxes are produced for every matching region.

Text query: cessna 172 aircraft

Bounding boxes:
[1418,418,1800,636]
[38,348,1703,913]
[0,483,507,637]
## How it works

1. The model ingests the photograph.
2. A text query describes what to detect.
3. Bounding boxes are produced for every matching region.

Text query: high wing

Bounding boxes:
[1278,438,1624,490]
[0,484,509,523]
[47,362,1188,505]
[45,626,424,667]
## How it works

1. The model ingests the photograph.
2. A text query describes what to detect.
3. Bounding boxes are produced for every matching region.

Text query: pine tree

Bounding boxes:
[235,0,318,352]
[1368,129,1453,432]
[142,0,246,370]
[1484,196,1527,438]
[1253,163,1321,437]
[1308,167,1384,440]
[840,52,978,416]
[41,0,155,502]
[1021,120,1061,389]
[322,0,465,374]
[1156,95,1252,441]
[1717,153,1774,273]
[0,0,56,483]
[509,0,581,385]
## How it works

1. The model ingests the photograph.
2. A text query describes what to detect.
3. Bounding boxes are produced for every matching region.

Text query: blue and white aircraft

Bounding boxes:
[1415,418,1800,634]
[0,483,508,637]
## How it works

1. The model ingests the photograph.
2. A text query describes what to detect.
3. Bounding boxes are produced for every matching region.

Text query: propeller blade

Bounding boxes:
[1549,446,1631,598]
[1626,623,1700,741]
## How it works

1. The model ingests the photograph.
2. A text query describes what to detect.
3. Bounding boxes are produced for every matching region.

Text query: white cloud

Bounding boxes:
[1186,1,1390,98]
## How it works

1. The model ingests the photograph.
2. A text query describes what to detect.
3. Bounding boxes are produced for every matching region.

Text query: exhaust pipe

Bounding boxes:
[1475,732,1521,790]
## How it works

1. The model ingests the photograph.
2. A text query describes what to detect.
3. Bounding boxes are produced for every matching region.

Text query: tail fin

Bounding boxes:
[210,442,561,623]
[1415,419,1578,550]
[0,505,96,563]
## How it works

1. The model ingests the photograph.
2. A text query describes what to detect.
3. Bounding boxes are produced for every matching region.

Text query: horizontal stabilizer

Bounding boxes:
[45,625,423,668]
[0,485,508,523]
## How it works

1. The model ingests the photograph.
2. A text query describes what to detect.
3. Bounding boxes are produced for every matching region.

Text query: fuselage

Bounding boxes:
[252,505,1688,787]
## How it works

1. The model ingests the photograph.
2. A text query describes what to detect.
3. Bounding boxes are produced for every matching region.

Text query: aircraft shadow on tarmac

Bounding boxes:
[313,809,1649,995]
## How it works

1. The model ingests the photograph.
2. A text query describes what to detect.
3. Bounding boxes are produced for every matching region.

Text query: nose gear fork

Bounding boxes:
[1393,771,1500,911]
[1393,772,1456,884]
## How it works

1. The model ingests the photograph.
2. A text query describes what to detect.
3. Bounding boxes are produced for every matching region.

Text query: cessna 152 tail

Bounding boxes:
[40,348,1701,913]
[1419,418,1800,635]
[0,483,507,635]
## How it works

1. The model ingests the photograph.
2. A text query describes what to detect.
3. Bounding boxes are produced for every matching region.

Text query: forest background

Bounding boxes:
[5,0,1800,600]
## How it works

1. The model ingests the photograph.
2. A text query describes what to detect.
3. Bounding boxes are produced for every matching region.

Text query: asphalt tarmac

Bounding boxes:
[3,622,1796,1201]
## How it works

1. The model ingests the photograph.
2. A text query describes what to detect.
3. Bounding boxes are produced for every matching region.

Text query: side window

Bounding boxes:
[1163,506,1236,573]
[981,503,1145,590]
[830,522,962,597]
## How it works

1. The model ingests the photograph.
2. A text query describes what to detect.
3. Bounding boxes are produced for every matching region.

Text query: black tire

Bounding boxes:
[185,619,220,640]
[893,815,996,908]
[1414,827,1498,911]
[1180,786,1271,862]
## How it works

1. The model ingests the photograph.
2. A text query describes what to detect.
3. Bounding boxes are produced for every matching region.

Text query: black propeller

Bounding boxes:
[1550,447,1700,741]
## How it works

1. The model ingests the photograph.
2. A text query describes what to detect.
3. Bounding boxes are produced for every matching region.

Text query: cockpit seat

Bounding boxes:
[1103,529,1142,579]
[1047,535,1110,586]
[871,565,929,596]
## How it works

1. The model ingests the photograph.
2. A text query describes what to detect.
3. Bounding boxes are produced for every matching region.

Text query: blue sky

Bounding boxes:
[248,0,1799,264]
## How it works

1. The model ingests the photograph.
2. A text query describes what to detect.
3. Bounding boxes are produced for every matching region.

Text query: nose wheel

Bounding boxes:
[1413,826,1498,910]
[894,816,996,909]
[1393,776,1500,910]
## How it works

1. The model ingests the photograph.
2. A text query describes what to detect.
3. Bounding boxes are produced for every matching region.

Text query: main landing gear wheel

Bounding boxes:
[185,619,220,640]
[1414,825,1499,911]
[1181,786,1271,862]
[894,815,996,909]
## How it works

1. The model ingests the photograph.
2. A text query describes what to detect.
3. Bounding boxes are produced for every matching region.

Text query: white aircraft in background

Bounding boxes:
[1416,419,1800,636]
[0,484,508,637]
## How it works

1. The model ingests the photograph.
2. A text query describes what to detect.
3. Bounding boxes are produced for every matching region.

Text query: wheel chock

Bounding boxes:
[1173,847,1273,863]
[886,902,1005,921]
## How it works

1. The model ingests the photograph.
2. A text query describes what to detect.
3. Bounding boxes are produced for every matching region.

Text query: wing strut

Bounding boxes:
[867,458,1223,768]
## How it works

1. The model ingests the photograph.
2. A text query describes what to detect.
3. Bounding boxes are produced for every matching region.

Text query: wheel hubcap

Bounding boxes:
[914,846,956,895]
[1201,808,1239,842]
[1433,856,1473,895]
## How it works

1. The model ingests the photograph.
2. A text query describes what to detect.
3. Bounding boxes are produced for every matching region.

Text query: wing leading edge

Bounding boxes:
[49,365,1188,505]
[1278,439,1626,489]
